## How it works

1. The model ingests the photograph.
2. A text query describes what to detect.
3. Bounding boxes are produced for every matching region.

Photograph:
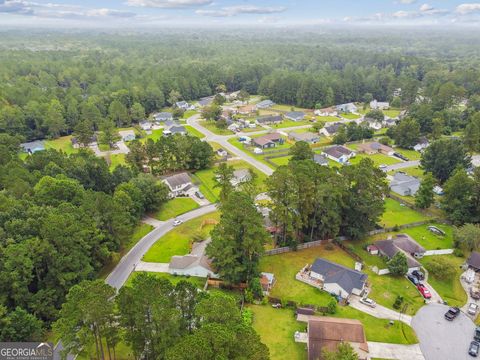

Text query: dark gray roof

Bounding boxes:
[257,115,282,123]
[313,154,328,165]
[375,235,423,268]
[324,123,342,134]
[164,172,192,189]
[21,140,45,153]
[256,100,274,108]
[310,258,367,294]
[154,112,173,120]
[323,145,353,160]
[285,111,305,119]
[468,252,480,270]
[170,125,187,134]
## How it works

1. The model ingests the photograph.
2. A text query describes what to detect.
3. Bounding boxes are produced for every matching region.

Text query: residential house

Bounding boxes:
[227,123,240,132]
[357,141,394,156]
[255,99,275,109]
[260,272,276,295]
[163,172,194,197]
[163,121,187,136]
[414,137,430,152]
[319,122,343,137]
[153,112,173,122]
[288,131,320,144]
[336,103,358,113]
[256,115,283,125]
[21,140,45,154]
[197,96,214,107]
[467,252,480,272]
[375,234,426,271]
[119,130,136,142]
[237,104,256,115]
[175,101,194,110]
[393,88,402,97]
[285,111,305,122]
[216,148,228,158]
[363,117,383,130]
[306,258,368,298]
[313,154,329,166]
[314,107,338,117]
[433,186,444,196]
[370,99,390,110]
[169,239,218,278]
[139,120,152,131]
[384,118,397,127]
[252,133,282,149]
[231,169,251,186]
[304,317,369,360]
[322,145,355,164]
[390,172,420,196]
[71,135,97,149]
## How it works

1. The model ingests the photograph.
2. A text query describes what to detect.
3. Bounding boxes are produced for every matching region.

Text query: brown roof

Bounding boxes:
[253,137,274,147]
[263,132,281,141]
[238,104,255,113]
[308,317,368,360]
[375,234,425,268]
[357,141,393,154]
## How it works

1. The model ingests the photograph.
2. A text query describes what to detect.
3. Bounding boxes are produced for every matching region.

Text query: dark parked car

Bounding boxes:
[474,327,480,342]
[393,152,409,161]
[469,341,480,357]
[444,307,461,321]
[407,274,419,285]
[412,270,425,280]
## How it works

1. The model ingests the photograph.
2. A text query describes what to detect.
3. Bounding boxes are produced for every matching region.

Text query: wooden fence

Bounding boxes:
[264,239,326,256]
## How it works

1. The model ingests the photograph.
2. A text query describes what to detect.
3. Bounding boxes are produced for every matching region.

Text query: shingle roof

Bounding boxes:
[313,154,328,165]
[323,123,342,134]
[310,258,367,295]
[390,172,420,196]
[256,100,274,108]
[164,172,192,189]
[169,239,214,273]
[285,111,305,119]
[257,115,282,123]
[289,132,319,142]
[170,125,187,134]
[154,112,173,120]
[198,96,214,106]
[375,234,424,268]
[21,140,45,152]
[358,141,393,153]
[323,145,353,160]
[468,252,480,270]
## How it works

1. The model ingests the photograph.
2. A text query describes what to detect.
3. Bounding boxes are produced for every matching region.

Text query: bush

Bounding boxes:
[425,257,457,280]
[324,243,334,251]
[393,295,404,310]
[241,308,253,326]
[327,299,337,314]
[453,248,465,257]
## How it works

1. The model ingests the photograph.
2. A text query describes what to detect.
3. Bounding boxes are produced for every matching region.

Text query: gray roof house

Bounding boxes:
[313,154,328,166]
[163,172,194,197]
[319,122,343,137]
[336,103,358,113]
[256,115,283,125]
[309,258,368,298]
[169,239,218,278]
[119,130,136,142]
[322,145,355,164]
[255,99,275,109]
[467,252,480,271]
[390,172,420,196]
[21,140,45,154]
[153,112,173,122]
[375,234,425,270]
[285,111,305,122]
[175,101,192,110]
[198,96,214,107]
[231,169,251,186]
[288,131,320,144]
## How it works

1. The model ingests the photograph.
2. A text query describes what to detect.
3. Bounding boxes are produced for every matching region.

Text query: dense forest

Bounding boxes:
[1,29,480,140]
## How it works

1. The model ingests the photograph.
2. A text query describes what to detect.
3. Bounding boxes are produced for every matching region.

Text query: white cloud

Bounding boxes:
[419,3,433,12]
[86,8,136,18]
[126,0,212,8]
[456,3,480,15]
[196,5,286,17]
[398,0,417,4]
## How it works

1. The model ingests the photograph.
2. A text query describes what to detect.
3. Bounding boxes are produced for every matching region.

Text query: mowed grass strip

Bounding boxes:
[151,197,200,221]
[142,212,220,263]
[380,198,431,228]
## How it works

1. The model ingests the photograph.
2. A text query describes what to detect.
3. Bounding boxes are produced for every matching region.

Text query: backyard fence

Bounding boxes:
[264,239,327,256]
[424,249,454,256]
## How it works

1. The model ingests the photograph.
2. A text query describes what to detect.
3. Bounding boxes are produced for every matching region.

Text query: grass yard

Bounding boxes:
[350,153,401,167]
[260,246,418,344]
[391,166,424,179]
[384,109,402,118]
[125,271,206,288]
[250,305,306,360]
[393,148,421,161]
[182,110,198,119]
[142,212,220,263]
[380,198,431,228]
[269,155,292,167]
[199,120,232,135]
[420,255,467,307]
[77,340,134,360]
[340,113,361,120]
[44,136,76,154]
[269,120,313,129]
[270,104,312,112]
[108,153,126,170]
[98,223,154,279]
[401,223,453,249]
[151,197,200,221]
[142,129,163,142]
[185,125,205,139]
[316,115,340,122]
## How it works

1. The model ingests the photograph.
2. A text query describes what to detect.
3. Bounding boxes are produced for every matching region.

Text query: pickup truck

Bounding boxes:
[444,307,461,321]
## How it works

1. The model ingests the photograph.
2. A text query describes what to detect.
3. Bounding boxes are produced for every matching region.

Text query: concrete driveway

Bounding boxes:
[411,303,476,360]
[368,341,424,360]
[383,160,421,172]
[349,296,412,325]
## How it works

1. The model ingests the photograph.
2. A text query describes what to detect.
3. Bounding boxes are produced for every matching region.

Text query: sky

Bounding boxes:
[1,0,480,28]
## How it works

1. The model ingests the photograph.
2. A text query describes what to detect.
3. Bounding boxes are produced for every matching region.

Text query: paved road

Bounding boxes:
[106,203,217,289]
[368,341,424,360]
[186,114,274,175]
[411,303,476,360]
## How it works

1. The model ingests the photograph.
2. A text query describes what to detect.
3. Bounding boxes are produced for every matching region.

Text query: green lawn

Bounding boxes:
[316,116,340,122]
[402,223,454,249]
[391,166,424,179]
[151,197,200,221]
[142,212,220,263]
[420,255,467,307]
[270,104,312,112]
[98,223,154,279]
[393,148,421,161]
[380,198,431,228]
[340,113,361,120]
[384,109,402,118]
[349,153,401,167]
[44,136,76,154]
[182,110,198,119]
[125,271,206,288]
[199,120,232,135]
[185,125,205,139]
[250,305,306,360]
[108,153,126,170]
[269,155,292,167]
[142,129,164,142]
[260,246,418,344]
[77,339,134,360]
[269,120,312,129]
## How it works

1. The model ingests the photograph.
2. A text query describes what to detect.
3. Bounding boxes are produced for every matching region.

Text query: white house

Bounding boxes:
[308,258,368,298]
[153,112,173,122]
[285,111,305,122]
[139,121,152,131]
[163,172,195,197]
[315,107,338,117]
[255,99,275,109]
[175,101,195,111]
[370,100,390,110]
[322,145,355,164]
[319,123,342,137]
[119,130,136,142]
[413,137,429,152]
[231,169,251,186]
[336,103,358,113]
[169,239,218,278]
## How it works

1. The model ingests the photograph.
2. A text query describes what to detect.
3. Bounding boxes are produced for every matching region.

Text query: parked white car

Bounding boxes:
[360,297,376,308]
[468,303,479,315]
[173,219,183,227]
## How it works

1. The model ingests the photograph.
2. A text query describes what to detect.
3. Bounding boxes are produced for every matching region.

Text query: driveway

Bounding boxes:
[411,303,476,360]
[383,160,421,172]
[349,296,412,325]
[135,261,169,273]
[368,341,424,360]
[460,270,480,320]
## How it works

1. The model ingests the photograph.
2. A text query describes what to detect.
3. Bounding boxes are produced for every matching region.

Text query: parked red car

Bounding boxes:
[417,283,432,299]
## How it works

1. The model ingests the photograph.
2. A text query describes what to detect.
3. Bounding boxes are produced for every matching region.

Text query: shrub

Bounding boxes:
[425,257,457,280]
[327,299,337,314]
[241,308,254,326]
[324,243,334,251]
[453,248,465,257]
[393,295,404,310]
